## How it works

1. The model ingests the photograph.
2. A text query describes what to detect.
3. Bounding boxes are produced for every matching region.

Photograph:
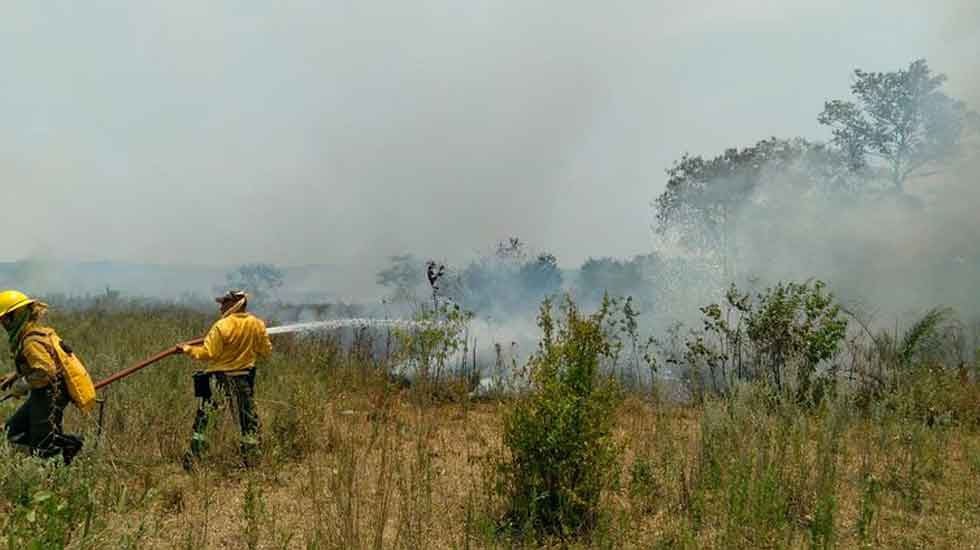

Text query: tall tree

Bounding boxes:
[495,237,528,263]
[519,253,563,297]
[225,263,284,302]
[459,239,563,316]
[577,256,645,304]
[818,59,974,192]
[654,137,811,280]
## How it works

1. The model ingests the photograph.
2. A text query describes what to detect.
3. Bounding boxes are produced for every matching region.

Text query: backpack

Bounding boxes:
[22,330,96,414]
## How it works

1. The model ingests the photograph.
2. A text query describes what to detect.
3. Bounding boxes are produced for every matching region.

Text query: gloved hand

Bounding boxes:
[0,372,18,391]
[8,378,29,398]
[176,344,190,354]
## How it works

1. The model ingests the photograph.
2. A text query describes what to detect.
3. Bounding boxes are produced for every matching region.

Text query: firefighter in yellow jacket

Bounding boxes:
[179,290,271,468]
[0,290,86,464]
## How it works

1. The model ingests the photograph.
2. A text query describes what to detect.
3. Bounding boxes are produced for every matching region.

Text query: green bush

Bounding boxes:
[393,298,474,403]
[682,280,847,404]
[497,295,624,538]
[0,451,103,549]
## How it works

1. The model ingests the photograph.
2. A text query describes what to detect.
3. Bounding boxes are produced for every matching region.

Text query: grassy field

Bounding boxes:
[0,303,979,549]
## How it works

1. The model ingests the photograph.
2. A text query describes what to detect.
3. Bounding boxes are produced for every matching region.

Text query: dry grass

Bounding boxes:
[0,306,979,548]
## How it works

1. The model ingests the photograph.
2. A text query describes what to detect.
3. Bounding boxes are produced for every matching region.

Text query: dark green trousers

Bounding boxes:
[5,381,83,464]
[189,369,259,459]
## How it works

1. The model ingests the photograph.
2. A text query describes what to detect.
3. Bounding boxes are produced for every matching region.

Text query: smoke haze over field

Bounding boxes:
[0,2,977,301]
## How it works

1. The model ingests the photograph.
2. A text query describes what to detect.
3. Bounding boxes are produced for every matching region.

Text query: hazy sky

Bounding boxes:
[2,1,977,272]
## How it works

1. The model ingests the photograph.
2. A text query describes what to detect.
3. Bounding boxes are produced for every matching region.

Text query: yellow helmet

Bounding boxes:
[0,290,35,319]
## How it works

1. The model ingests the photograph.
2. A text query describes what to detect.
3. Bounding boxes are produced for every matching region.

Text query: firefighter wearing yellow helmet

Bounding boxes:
[0,290,90,464]
[178,290,271,469]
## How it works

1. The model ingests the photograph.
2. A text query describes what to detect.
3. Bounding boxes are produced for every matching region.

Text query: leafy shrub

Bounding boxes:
[851,307,980,424]
[0,451,102,549]
[393,297,474,403]
[682,280,847,403]
[496,295,624,538]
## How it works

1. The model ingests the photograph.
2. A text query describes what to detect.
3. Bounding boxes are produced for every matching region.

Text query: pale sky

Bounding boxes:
[1,1,977,272]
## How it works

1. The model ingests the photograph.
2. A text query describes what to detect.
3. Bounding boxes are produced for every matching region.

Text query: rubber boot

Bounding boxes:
[183,434,207,472]
[182,450,198,472]
[240,438,260,469]
[58,434,84,465]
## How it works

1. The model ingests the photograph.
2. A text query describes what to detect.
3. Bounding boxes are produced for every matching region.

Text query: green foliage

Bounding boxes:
[0,452,103,549]
[654,137,815,274]
[393,297,474,402]
[679,284,751,400]
[497,295,625,538]
[818,59,976,191]
[898,307,954,366]
[746,280,847,400]
[682,280,847,403]
[851,307,980,421]
[881,365,962,427]
[653,58,977,281]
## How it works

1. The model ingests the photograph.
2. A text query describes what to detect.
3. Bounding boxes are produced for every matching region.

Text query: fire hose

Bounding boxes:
[89,337,205,446]
[0,336,205,403]
[93,336,204,391]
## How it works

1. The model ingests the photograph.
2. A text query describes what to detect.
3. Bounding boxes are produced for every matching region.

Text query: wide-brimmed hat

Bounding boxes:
[215,290,248,304]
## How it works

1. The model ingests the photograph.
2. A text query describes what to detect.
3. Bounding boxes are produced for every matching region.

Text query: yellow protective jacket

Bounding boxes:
[13,323,97,413]
[184,313,272,375]
[13,323,59,389]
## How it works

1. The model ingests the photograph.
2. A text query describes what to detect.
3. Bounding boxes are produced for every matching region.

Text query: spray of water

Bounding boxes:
[266,318,436,336]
